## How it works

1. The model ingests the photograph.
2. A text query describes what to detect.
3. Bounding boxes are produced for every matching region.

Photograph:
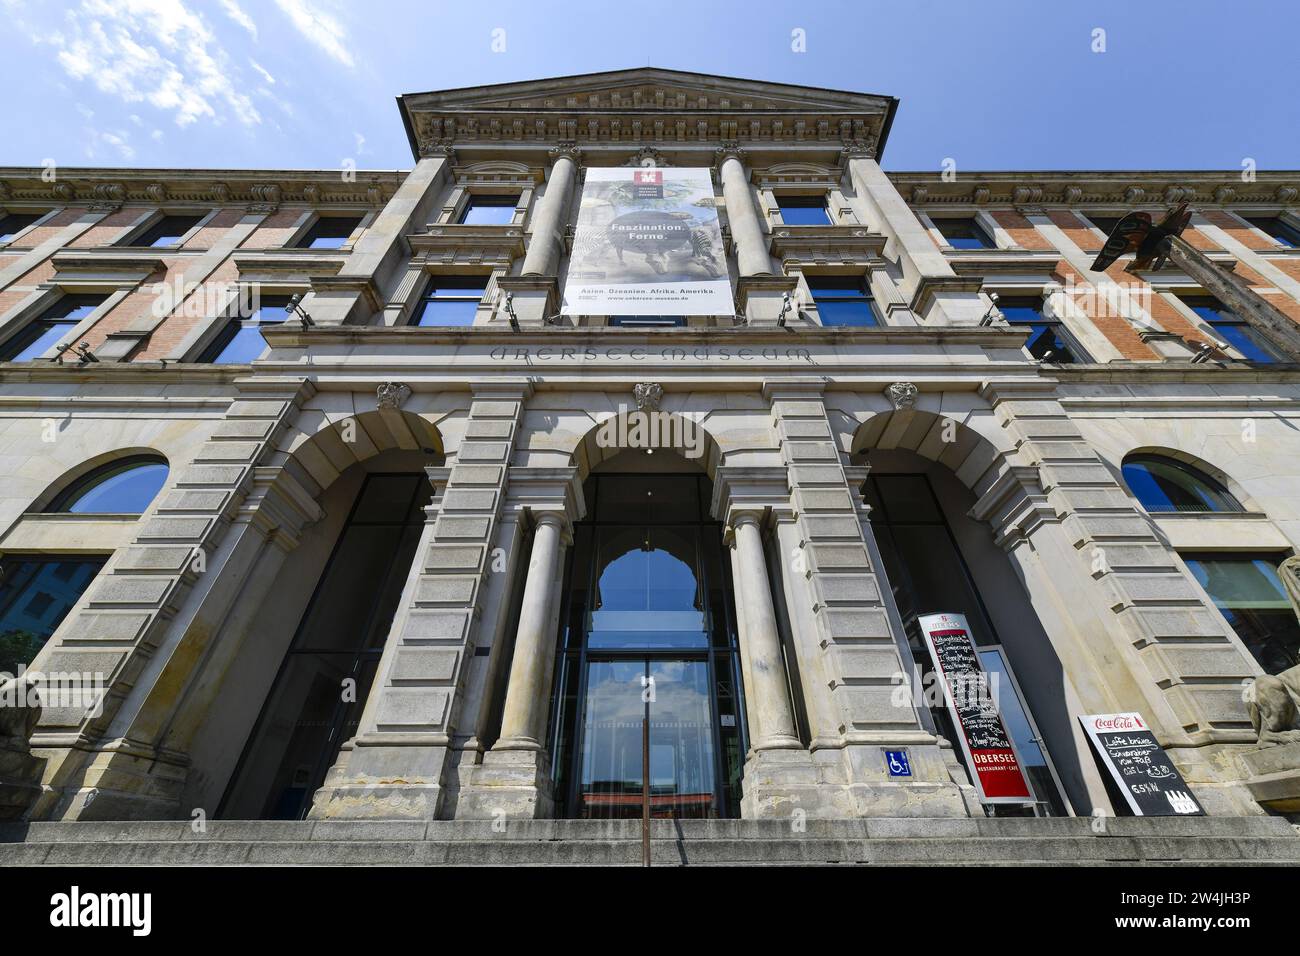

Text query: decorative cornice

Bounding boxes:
[888,170,1300,209]
[0,168,402,209]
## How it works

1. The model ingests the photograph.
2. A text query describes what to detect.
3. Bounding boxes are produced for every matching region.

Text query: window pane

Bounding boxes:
[1020,324,1075,363]
[805,276,867,297]
[0,213,42,243]
[2,321,76,362]
[0,556,106,673]
[412,298,478,327]
[997,297,1045,323]
[1245,217,1300,247]
[1183,555,1300,672]
[296,217,361,249]
[460,196,518,225]
[935,218,993,249]
[777,200,830,226]
[209,323,270,364]
[136,215,202,247]
[1122,457,1239,513]
[814,299,873,327]
[1178,295,1234,323]
[1214,323,1278,363]
[59,460,169,514]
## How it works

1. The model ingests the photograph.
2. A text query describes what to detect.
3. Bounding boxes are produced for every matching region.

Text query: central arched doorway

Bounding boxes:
[546,449,748,819]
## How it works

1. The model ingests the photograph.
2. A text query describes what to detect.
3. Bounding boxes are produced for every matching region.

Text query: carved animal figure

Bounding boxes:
[1247,663,1300,746]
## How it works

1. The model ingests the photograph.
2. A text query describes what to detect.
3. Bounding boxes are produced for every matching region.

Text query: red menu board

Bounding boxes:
[918,612,1034,804]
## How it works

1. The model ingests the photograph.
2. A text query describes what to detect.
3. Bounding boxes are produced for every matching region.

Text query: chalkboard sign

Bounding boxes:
[1078,712,1205,816]
[918,612,1033,804]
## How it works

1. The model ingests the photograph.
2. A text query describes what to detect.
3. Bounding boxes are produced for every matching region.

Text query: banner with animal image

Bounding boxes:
[561,167,732,316]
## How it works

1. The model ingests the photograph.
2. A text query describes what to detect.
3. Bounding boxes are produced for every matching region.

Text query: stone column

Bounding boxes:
[730,511,801,750]
[496,512,567,750]
[717,149,771,278]
[520,146,578,278]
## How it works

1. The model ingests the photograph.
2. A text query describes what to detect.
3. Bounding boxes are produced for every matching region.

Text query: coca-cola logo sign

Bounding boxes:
[1091,714,1145,731]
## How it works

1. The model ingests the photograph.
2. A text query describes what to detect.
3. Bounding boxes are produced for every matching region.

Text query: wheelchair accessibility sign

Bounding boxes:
[885,750,912,777]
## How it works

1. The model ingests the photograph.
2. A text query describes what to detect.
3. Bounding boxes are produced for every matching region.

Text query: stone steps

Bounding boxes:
[2,817,1296,866]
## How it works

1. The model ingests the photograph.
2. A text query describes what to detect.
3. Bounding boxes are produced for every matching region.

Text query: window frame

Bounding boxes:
[804,273,880,327]
[291,213,366,251]
[994,293,1089,364]
[1242,215,1300,249]
[0,210,51,246]
[1121,453,1244,515]
[117,211,210,250]
[1173,293,1282,363]
[930,216,997,251]
[0,292,110,363]
[45,454,170,516]
[197,292,297,364]
[408,275,489,327]
[456,193,521,226]
[1179,550,1300,674]
[773,194,832,227]
[0,553,110,673]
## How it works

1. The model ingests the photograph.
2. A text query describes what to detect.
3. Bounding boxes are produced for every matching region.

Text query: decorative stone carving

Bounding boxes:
[1124,185,1146,204]
[247,183,281,213]
[1165,185,1195,203]
[910,186,928,204]
[1063,186,1083,204]
[1277,186,1299,203]
[52,182,75,202]
[625,146,667,168]
[0,182,10,201]
[145,182,168,203]
[376,382,411,410]
[633,382,663,411]
[885,382,918,411]
[0,674,43,821]
[209,182,230,204]
[1214,185,1236,204]
[1012,186,1043,205]
[89,182,126,210]
[973,187,991,204]
[366,180,384,205]
[1248,665,1300,747]
[302,183,321,204]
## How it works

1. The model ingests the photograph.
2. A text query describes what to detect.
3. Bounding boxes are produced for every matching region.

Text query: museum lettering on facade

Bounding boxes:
[1,69,1299,861]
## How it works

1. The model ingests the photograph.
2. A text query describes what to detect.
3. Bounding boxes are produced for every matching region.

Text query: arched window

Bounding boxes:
[46,455,169,515]
[1121,454,1242,514]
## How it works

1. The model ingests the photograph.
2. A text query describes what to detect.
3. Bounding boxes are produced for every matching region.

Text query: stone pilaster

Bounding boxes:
[308,381,533,819]
[717,148,772,279]
[762,379,974,818]
[28,377,319,820]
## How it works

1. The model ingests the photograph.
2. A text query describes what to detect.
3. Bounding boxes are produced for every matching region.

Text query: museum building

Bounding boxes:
[1,69,1299,834]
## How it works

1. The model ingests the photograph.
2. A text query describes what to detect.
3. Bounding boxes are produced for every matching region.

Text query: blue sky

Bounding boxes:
[5,0,1298,173]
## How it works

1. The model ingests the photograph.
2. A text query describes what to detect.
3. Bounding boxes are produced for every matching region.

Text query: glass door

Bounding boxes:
[576,657,717,819]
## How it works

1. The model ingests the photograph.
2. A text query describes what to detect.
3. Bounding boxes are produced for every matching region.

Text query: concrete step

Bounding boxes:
[1,816,1297,866]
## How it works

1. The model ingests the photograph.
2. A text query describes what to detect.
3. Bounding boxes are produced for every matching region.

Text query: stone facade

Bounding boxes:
[1,69,1299,826]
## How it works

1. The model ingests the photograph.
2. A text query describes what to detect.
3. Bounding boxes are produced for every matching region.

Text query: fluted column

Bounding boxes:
[520,147,578,277]
[731,511,801,750]
[718,150,771,277]
[495,511,568,750]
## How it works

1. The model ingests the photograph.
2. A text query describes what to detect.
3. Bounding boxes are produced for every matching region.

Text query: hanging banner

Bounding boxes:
[917,612,1034,804]
[1078,712,1205,816]
[561,167,732,317]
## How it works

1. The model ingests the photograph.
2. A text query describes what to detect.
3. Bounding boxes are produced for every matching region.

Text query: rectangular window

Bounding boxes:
[1182,553,1300,674]
[294,215,362,250]
[806,275,878,326]
[609,316,685,327]
[996,295,1084,363]
[0,555,107,673]
[0,212,43,243]
[409,276,486,327]
[130,214,204,248]
[934,217,995,250]
[1244,216,1300,248]
[1176,294,1279,363]
[199,294,294,364]
[458,194,519,225]
[776,196,831,226]
[0,294,105,363]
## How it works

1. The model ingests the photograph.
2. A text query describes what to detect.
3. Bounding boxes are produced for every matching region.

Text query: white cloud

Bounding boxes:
[249,59,276,86]
[273,0,354,69]
[44,0,264,128]
[218,0,258,39]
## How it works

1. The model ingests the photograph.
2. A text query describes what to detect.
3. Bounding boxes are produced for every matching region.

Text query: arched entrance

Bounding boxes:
[548,417,745,819]
[202,409,445,820]
[853,410,1080,816]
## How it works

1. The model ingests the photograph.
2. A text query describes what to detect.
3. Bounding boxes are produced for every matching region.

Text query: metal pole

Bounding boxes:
[642,711,651,867]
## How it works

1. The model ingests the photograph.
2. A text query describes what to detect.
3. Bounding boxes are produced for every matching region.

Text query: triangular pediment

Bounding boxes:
[402,68,893,114]
[398,68,897,160]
